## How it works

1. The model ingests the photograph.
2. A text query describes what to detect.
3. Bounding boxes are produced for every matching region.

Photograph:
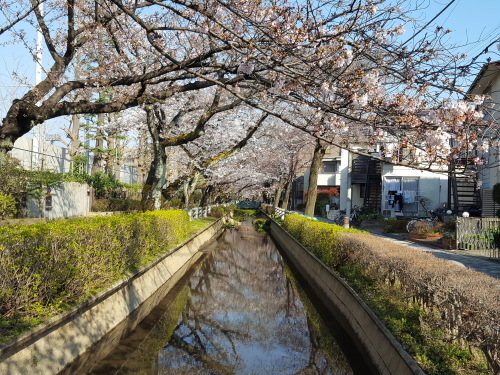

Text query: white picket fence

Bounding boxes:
[184,203,231,220]
[273,207,289,219]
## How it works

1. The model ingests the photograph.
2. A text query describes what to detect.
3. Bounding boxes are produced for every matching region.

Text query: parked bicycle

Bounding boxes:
[331,209,347,225]
[406,210,441,233]
[350,205,361,223]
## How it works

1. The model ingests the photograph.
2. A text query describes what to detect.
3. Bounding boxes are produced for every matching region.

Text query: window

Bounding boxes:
[321,161,338,173]
[383,177,419,213]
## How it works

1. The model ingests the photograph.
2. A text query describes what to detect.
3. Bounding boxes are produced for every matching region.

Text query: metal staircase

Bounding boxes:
[449,159,481,216]
[481,189,497,218]
[351,156,382,214]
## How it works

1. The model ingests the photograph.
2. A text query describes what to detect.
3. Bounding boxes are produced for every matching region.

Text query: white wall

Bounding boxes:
[11,136,137,184]
[11,137,71,173]
[303,170,341,191]
[483,72,500,188]
[351,184,364,208]
[27,181,91,219]
[382,164,448,215]
[316,172,341,186]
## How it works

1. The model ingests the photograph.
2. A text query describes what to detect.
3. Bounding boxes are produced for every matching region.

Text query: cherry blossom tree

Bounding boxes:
[0,0,493,166]
[164,107,269,208]
[138,87,245,210]
[203,118,313,204]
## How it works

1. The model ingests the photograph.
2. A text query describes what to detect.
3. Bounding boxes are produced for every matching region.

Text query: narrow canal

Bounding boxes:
[88,221,372,374]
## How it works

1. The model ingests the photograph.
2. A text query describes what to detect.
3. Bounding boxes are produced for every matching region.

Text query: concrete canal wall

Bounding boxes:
[0,218,226,375]
[268,219,425,375]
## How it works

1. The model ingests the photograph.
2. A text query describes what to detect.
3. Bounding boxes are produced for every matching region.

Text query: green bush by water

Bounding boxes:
[0,210,191,345]
[283,214,365,267]
[281,214,493,374]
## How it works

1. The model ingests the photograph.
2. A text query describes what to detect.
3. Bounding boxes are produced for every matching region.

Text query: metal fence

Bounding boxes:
[456,217,500,257]
[184,203,231,220]
[273,207,289,219]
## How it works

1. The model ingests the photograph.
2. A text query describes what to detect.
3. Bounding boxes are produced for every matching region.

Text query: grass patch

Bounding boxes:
[189,216,218,236]
[338,260,490,374]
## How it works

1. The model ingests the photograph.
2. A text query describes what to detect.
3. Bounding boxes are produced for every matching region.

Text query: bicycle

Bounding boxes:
[331,209,346,225]
[350,206,360,222]
[406,210,441,233]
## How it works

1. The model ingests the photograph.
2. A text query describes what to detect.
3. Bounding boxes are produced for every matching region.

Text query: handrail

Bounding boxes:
[184,203,231,220]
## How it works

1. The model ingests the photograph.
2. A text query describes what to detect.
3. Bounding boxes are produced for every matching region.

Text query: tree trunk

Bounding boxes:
[183,172,200,210]
[141,107,167,211]
[107,135,121,181]
[200,185,213,207]
[273,182,284,208]
[281,178,293,210]
[91,113,105,174]
[304,139,327,217]
[68,114,83,173]
[137,128,149,185]
[69,114,81,158]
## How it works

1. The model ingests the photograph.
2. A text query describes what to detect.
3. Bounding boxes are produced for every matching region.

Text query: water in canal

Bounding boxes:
[89,222,366,374]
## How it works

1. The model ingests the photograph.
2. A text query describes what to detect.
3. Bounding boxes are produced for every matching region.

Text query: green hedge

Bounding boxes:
[92,198,141,212]
[0,210,190,343]
[283,213,365,267]
[281,214,495,374]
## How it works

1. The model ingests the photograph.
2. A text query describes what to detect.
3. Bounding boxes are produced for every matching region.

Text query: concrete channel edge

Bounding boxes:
[267,216,425,375]
[0,216,227,375]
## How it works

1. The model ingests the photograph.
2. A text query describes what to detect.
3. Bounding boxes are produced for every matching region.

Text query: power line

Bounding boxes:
[401,0,458,47]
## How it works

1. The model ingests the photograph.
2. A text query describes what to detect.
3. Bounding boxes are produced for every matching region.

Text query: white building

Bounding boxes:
[467,60,500,217]
[302,145,448,218]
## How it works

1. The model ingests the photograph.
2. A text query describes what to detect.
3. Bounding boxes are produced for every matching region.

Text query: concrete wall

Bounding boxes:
[27,181,91,219]
[268,218,425,375]
[0,218,226,375]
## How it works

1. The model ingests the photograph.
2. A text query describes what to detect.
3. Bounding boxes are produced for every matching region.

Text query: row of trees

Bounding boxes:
[0,0,497,213]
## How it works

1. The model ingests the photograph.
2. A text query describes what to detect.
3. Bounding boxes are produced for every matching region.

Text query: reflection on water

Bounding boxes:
[91,221,355,374]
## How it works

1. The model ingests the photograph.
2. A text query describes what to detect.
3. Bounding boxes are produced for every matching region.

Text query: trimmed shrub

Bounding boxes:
[0,210,190,344]
[92,198,141,212]
[283,214,365,267]
[382,219,408,233]
[340,233,498,374]
[0,193,17,219]
[209,205,229,218]
[409,220,446,234]
[280,213,498,374]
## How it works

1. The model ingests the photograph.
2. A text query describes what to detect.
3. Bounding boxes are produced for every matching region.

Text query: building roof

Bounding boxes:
[467,60,500,95]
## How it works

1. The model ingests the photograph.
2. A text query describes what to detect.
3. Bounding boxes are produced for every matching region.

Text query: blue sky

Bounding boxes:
[413,0,500,61]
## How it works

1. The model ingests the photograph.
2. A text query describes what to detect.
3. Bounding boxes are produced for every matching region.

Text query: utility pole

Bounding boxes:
[32,2,45,171]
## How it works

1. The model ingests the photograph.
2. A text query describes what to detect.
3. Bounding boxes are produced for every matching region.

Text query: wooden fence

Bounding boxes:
[456,217,500,257]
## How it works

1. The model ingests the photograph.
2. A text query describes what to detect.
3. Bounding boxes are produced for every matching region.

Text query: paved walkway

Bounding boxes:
[309,214,500,279]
